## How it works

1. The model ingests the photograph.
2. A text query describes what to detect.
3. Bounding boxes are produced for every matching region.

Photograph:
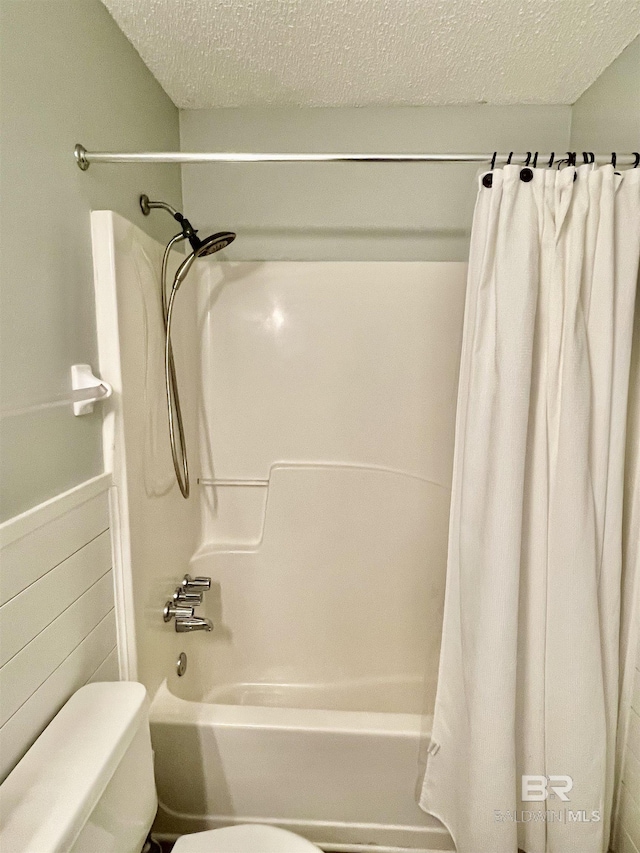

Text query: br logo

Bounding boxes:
[522,775,573,802]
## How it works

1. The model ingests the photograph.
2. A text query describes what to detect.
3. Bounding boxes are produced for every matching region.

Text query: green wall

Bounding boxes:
[0,0,182,520]
[179,104,571,261]
[571,37,639,153]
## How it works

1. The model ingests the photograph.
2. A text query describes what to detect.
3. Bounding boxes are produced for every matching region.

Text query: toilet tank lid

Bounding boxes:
[0,682,149,853]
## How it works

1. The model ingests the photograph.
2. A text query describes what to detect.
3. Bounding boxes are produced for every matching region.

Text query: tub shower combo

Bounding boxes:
[84,143,640,853]
[90,172,466,849]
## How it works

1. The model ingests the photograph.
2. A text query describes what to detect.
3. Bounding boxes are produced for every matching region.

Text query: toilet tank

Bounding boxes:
[0,682,157,853]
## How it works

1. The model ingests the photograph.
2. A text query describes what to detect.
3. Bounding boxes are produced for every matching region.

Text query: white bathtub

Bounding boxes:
[150,677,454,852]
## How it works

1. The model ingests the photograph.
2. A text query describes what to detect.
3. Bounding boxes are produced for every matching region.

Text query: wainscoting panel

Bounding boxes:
[0,474,118,782]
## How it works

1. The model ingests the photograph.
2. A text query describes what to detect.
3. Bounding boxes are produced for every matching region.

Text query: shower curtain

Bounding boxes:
[419,163,640,853]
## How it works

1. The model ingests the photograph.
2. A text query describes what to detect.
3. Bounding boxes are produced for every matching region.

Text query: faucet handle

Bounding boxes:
[172,587,203,605]
[163,601,194,622]
[181,574,211,592]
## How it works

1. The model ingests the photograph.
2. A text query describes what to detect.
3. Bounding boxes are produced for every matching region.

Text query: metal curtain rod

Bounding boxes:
[74,144,639,170]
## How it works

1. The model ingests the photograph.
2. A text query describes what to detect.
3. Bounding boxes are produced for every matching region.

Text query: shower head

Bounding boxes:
[139,194,236,262]
[192,230,236,258]
[174,230,236,285]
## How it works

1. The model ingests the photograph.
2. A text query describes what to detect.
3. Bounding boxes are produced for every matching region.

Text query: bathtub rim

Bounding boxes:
[150,679,432,736]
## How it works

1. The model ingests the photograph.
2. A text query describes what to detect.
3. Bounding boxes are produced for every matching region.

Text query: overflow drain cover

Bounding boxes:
[176,652,187,677]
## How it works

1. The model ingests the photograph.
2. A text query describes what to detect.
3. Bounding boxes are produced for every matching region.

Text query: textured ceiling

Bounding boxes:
[102,0,640,108]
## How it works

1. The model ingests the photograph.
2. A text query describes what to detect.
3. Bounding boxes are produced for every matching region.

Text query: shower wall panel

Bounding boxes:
[192,261,466,709]
[91,212,199,695]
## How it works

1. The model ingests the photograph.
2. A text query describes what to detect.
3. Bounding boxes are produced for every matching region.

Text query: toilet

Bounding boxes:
[0,682,321,853]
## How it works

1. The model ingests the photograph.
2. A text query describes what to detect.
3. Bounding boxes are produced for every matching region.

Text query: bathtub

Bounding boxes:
[150,676,455,852]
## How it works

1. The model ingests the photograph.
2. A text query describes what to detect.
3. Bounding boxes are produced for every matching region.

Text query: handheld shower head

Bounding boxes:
[141,194,237,499]
[174,230,237,285]
[194,230,237,257]
[139,194,236,263]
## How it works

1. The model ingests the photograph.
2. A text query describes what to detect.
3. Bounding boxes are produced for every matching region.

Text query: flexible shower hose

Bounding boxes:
[161,234,190,498]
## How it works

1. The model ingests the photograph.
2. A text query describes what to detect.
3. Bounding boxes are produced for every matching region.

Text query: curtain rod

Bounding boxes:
[74,144,638,170]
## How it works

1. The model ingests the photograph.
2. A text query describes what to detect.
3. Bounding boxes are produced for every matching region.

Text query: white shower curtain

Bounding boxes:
[419,163,640,853]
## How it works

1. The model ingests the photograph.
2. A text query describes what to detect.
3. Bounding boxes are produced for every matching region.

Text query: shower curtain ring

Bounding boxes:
[548,152,555,168]
[524,152,532,167]
[532,152,538,168]
[506,152,513,165]
[634,153,640,168]
[611,152,617,168]
[568,152,578,180]
[490,152,497,170]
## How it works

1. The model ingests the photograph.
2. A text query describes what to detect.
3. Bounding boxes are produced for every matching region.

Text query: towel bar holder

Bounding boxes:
[71,364,112,416]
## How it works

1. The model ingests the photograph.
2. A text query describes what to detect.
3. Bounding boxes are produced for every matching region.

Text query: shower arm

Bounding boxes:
[140,196,180,218]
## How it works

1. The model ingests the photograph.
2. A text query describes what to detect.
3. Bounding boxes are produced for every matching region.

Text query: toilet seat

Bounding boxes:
[171,824,322,852]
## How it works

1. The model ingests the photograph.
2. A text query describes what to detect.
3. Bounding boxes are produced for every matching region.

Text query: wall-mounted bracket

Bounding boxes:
[71,364,112,416]
[74,144,90,170]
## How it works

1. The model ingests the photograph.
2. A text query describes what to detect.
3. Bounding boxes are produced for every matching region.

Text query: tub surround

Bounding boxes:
[91,213,465,849]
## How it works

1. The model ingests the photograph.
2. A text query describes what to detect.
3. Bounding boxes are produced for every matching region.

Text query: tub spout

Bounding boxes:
[175,616,214,633]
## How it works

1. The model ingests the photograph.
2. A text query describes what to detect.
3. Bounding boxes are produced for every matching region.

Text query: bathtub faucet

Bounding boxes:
[164,574,213,631]
[175,616,214,633]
